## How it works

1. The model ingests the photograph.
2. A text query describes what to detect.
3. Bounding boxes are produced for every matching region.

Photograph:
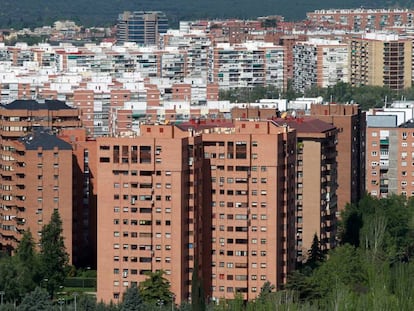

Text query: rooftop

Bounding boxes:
[2,99,74,111]
[19,128,72,150]
[271,117,336,133]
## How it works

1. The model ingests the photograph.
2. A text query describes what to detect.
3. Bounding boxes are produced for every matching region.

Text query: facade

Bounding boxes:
[203,120,296,301]
[117,11,168,45]
[274,117,338,261]
[366,115,414,198]
[349,33,412,91]
[307,9,414,32]
[0,100,82,262]
[310,103,366,211]
[60,128,98,268]
[95,120,298,304]
[1,129,73,261]
[95,125,210,304]
[209,42,285,90]
[293,39,349,93]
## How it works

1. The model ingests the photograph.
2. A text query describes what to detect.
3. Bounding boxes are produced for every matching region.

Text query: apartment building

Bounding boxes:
[366,115,414,198]
[162,32,211,80]
[293,39,349,93]
[307,8,414,32]
[116,11,169,45]
[279,35,308,80]
[59,128,98,268]
[95,125,210,304]
[209,42,285,90]
[349,33,412,91]
[0,99,82,261]
[95,119,298,303]
[310,103,366,211]
[203,120,296,301]
[273,117,338,260]
[1,128,73,259]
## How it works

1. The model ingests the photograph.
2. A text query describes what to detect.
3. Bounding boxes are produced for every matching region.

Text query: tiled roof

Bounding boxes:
[271,117,336,133]
[399,119,414,128]
[19,128,72,150]
[2,99,74,111]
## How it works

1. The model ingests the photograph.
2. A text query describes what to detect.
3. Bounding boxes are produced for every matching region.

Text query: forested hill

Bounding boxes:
[1,0,412,29]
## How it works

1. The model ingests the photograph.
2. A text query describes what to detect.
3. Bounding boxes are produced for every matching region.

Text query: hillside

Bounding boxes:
[1,0,411,29]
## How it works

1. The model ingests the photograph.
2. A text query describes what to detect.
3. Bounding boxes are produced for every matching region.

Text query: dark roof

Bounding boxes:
[2,99,74,111]
[399,119,414,128]
[271,117,336,133]
[19,128,72,151]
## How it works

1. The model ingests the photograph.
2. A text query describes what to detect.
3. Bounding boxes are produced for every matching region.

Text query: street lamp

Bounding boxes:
[73,292,78,311]
[170,294,175,311]
[58,298,64,311]
[0,291,4,305]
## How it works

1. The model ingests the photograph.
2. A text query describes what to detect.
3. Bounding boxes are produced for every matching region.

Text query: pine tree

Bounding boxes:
[15,231,39,297]
[17,287,53,311]
[140,270,172,306]
[306,234,325,269]
[39,209,69,299]
[120,283,143,311]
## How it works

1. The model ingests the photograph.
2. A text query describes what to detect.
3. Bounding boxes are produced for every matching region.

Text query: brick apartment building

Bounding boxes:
[307,8,414,32]
[95,119,299,304]
[366,115,414,198]
[273,117,338,261]
[0,99,82,263]
[95,125,210,304]
[5,129,73,258]
[310,103,366,211]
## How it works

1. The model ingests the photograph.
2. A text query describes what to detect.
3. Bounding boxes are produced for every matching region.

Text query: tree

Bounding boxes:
[0,256,20,303]
[39,209,69,299]
[78,294,98,311]
[306,234,325,269]
[17,287,53,311]
[120,283,143,311]
[309,245,367,301]
[15,231,40,298]
[257,281,275,302]
[140,271,172,306]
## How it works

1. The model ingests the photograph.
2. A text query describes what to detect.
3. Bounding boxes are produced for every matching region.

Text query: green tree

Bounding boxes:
[306,234,325,269]
[78,294,98,311]
[39,209,69,299]
[17,287,53,311]
[309,245,367,302]
[257,281,275,302]
[0,256,20,303]
[140,270,172,306]
[120,283,143,311]
[15,231,40,297]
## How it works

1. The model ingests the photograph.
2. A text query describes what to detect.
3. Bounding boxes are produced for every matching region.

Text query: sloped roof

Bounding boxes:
[272,117,336,133]
[19,128,72,151]
[2,99,73,111]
